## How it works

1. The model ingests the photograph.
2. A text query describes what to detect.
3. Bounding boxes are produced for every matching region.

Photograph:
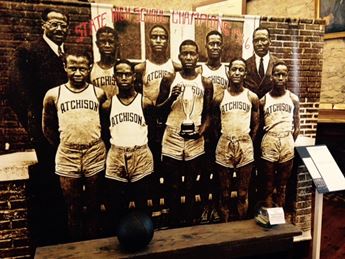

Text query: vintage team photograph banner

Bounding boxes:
[89,5,256,62]
[0,1,324,248]
[87,2,321,237]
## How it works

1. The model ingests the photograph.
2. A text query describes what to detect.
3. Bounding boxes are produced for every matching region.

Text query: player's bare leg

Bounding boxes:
[262,160,276,208]
[237,163,253,219]
[163,156,183,227]
[275,159,293,207]
[84,172,103,239]
[59,176,83,241]
[217,165,232,222]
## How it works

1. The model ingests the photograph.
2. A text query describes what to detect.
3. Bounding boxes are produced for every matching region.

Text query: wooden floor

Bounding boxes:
[293,191,345,259]
[318,192,345,259]
[310,120,345,259]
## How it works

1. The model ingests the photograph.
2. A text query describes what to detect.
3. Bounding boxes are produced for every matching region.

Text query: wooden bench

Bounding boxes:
[35,220,301,258]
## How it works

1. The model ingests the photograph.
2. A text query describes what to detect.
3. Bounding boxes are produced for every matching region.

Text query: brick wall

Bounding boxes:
[294,165,313,232]
[0,181,31,258]
[0,0,91,154]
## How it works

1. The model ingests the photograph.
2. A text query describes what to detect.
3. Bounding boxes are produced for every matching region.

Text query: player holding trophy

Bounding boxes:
[156,40,213,226]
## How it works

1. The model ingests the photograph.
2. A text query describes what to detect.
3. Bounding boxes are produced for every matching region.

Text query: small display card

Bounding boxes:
[267,207,286,225]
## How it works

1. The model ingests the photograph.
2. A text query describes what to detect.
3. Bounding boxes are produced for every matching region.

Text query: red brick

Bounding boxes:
[9,200,27,210]
[13,237,31,247]
[294,200,312,209]
[303,48,322,54]
[12,219,28,229]
[295,207,312,215]
[0,221,11,231]
[304,129,318,135]
[300,124,313,130]
[294,215,306,223]
[0,239,11,249]
[300,114,313,119]
[0,246,31,258]
[0,211,12,221]
[0,209,27,221]
[300,30,314,36]
[305,24,322,31]
[0,228,29,240]
[0,201,9,210]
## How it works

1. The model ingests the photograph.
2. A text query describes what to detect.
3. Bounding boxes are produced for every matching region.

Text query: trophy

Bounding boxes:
[180,85,197,139]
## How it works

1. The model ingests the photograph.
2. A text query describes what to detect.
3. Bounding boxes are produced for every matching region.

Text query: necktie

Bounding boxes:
[259,58,264,78]
[58,45,64,58]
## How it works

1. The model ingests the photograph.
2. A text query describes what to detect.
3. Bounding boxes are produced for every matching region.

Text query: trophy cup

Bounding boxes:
[180,85,197,138]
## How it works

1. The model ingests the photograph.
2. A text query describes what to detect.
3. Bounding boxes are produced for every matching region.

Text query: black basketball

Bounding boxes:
[117,210,154,251]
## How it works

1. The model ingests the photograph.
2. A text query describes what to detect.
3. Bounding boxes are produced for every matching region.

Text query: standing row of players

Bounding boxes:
[41,24,300,240]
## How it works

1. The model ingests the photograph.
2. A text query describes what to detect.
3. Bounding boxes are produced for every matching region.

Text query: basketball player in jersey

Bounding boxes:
[200,30,228,97]
[103,59,154,231]
[135,25,181,218]
[198,30,228,223]
[91,26,119,99]
[42,49,107,241]
[156,40,213,226]
[135,25,181,104]
[213,58,259,221]
[260,61,300,208]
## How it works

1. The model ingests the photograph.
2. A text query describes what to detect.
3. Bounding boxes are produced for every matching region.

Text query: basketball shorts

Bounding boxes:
[55,139,106,178]
[161,126,205,161]
[261,131,294,163]
[105,144,153,183]
[215,134,254,168]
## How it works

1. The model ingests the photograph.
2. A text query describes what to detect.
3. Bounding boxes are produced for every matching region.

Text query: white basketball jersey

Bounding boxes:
[201,63,228,96]
[166,72,204,129]
[220,88,252,135]
[90,62,118,99]
[56,84,101,144]
[109,93,148,147]
[263,90,296,133]
[142,59,175,104]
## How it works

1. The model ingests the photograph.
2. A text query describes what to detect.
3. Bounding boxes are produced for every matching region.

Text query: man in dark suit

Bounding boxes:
[245,26,280,99]
[7,8,70,245]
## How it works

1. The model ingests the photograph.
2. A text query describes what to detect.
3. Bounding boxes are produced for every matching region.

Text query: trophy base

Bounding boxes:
[180,122,195,133]
[180,122,199,139]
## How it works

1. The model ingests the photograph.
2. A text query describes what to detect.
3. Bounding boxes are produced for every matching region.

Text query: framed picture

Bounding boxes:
[192,0,246,15]
[316,0,345,39]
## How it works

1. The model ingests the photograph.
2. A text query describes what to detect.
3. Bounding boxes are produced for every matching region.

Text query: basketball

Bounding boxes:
[117,210,154,251]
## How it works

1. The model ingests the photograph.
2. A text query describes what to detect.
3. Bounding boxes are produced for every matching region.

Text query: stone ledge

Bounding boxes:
[319,103,345,110]
[318,108,345,123]
[0,151,37,182]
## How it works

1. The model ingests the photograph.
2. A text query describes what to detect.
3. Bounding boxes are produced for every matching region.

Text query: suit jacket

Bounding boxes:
[245,53,280,99]
[8,37,67,143]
